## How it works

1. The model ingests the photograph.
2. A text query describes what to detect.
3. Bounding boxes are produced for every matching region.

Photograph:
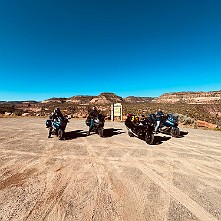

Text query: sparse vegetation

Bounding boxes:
[122,103,220,125]
[178,114,195,125]
[0,92,220,128]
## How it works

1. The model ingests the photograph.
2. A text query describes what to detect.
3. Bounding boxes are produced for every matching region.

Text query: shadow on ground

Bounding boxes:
[179,131,189,137]
[153,136,171,145]
[103,128,125,137]
[65,130,87,140]
[153,131,188,144]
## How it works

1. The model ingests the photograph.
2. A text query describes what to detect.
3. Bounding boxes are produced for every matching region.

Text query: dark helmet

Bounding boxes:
[54,107,60,113]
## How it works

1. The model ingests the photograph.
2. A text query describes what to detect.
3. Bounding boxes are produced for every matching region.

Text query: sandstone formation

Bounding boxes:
[90,93,123,104]
[41,93,153,105]
[124,96,154,103]
[154,90,221,104]
[66,96,95,104]
[1,91,220,125]
[42,97,67,103]
[41,91,221,105]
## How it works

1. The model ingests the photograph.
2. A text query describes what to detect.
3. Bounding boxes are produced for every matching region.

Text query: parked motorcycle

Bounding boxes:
[46,116,69,140]
[125,115,154,145]
[86,114,105,137]
[149,113,180,137]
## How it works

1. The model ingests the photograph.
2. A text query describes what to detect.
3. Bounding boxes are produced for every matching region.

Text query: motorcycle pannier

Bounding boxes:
[85,118,90,126]
[46,120,52,128]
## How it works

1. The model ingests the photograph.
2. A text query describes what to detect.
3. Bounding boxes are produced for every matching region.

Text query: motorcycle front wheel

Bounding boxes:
[48,128,52,138]
[58,129,64,140]
[145,131,154,145]
[98,127,104,137]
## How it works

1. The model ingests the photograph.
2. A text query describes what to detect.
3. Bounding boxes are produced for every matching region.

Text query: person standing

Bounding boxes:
[87,106,99,135]
[155,108,164,133]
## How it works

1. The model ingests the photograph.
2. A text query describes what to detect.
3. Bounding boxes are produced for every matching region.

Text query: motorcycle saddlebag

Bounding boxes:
[46,120,52,128]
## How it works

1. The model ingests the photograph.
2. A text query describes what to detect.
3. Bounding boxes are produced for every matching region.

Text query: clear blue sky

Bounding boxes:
[0,0,221,101]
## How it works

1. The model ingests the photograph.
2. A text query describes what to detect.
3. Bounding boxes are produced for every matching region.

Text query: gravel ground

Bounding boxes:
[0,117,221,221]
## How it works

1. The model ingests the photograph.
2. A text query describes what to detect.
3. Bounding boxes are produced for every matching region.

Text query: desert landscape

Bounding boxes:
[1,0,221,220]
[1,91,221,127]
[0,117,221,221]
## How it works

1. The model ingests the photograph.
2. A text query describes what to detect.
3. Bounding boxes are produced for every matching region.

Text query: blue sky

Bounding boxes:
[0,0,221,101]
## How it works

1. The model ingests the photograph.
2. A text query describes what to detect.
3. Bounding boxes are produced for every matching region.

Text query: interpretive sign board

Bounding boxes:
[111,103,122,121]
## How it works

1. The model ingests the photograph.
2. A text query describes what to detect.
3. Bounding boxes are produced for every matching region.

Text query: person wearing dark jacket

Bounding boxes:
[48,107,64,138]
[87,106,99,135]
[50,107,64,121]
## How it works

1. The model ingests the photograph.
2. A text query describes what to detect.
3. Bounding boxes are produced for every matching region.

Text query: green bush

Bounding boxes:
[14,110,23,116]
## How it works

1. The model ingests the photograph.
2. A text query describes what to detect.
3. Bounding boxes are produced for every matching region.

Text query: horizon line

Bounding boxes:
[1,89,220,102]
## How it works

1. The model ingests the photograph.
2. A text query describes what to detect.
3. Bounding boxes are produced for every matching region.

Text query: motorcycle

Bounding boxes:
[149,113,180,137]
[46,116,69,140]
[125,116,154,145]
[86,114,105,137]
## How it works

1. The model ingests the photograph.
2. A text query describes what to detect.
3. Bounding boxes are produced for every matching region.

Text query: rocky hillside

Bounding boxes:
[42,90,221,105]
[42,97,67,103]
[154,90,221,104]
[124,96,154,103]
[42,93,154,105]
[3,91,221,105]
[89,93,123,105]
[1,91,221,124]
[67,96,95,104]
[42,93,123,105]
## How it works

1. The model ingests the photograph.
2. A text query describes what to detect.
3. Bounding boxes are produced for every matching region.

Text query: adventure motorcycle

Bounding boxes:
[125,116,154,145]
[46,116,69,140]
[149,113,180,137]
[86,114,105,137]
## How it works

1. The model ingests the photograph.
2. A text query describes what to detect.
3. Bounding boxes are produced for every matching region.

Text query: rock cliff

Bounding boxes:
[154,91,221,103]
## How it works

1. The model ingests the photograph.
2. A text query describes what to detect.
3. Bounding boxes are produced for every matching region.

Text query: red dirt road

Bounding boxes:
[0,118,221,221]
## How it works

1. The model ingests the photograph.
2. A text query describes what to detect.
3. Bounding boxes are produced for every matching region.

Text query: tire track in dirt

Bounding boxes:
[1,119,221,220]
[83,136,123,220]
[169,139,221,162]
[106,161,166,221]
[155,139,174,221]
[101,138,169,220]
[25,161,99,221]
[112,129,216,221]
[23,138,86,221]
[25,167,72,221]
[168,141,221,181]
[181,136,221,148]
[0,138,80,221]
[0,156,38,183]
[122,154,219,221]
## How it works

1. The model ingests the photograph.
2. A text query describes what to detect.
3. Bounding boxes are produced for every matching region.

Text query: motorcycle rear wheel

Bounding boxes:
[145,131,154,145]
[128,130,134,137]
[170,127,180,138]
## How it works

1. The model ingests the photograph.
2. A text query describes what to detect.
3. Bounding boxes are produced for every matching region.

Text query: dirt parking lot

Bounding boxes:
[0,118,221,221]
